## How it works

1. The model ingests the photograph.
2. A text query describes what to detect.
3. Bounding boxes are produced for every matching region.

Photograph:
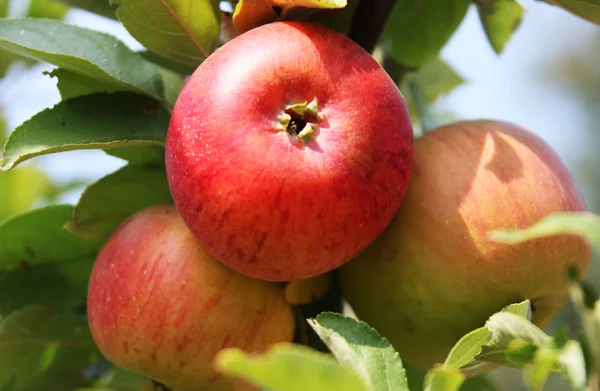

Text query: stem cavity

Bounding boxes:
[277,97,324,146]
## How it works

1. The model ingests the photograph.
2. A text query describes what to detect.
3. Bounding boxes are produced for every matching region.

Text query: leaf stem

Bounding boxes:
[408,80,437,134]
[347,0,398,54]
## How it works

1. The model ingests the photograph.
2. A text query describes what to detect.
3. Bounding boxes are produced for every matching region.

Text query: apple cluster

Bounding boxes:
[86,21,590,390]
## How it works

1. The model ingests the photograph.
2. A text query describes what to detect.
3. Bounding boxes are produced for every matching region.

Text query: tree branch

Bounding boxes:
[347,0,398,54]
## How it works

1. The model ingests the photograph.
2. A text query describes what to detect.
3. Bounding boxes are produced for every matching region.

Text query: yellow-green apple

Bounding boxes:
[87,205,295,391]
[340,120,591,371]
[165,21,413,282]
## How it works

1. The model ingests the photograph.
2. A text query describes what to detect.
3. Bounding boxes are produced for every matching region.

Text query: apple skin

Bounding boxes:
[340,120,591,372]
[87,205,295,391]
[165,21,413,282]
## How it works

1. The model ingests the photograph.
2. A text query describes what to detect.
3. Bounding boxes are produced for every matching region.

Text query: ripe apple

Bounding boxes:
[339,120,591,371]
[87,205,295,391]
[165,21,413,282]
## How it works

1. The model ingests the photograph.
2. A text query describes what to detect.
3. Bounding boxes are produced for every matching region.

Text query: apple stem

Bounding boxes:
[278,98,323,145]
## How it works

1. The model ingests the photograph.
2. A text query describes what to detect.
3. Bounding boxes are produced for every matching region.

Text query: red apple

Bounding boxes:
[340,120,591,371]
[87,205,295,391]
[165,21,413,282]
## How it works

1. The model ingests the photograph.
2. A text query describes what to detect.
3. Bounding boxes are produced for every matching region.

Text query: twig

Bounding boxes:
[347,0,398,54]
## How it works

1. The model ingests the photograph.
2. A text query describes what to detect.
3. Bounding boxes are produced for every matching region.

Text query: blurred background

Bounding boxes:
[1,0,599,389]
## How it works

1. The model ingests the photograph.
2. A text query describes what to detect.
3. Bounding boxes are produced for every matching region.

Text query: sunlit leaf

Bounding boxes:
[489,211,600,251]
[477,0,524,54]
[0,18,165,100]
[57,0,117,19]
[215,343,369,391]
[114,0,220,69]
[308,312,409,391]
[384,0,470,67]
[424,366,465,391]
[1,92,169,170]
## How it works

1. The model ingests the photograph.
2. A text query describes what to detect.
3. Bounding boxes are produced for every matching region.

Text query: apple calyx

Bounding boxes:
[277,97,324,145]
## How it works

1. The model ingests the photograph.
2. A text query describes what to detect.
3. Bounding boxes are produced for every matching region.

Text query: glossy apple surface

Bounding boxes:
[340,120,590,371]
[87,205,295,391]
[166,21,413,282]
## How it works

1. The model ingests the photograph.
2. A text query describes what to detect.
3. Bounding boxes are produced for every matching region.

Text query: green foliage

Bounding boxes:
[57,0,117,19]
[45,68,121,100]
[28,0,69,19]
[384,0,470,67]
[397,58,465,130]
[489,211,600,252]
[216,344,369,391]
[0,306,98,390]
[477,0,524,54]
[65,163,173,242]
[0,18,167,100]
[307,312,409,391]
[114,0,220,71]
[424,366,465,391]
[74,367,149,391]
[0,164,52,221]
[0,205,99,271]
[0,92,169,170]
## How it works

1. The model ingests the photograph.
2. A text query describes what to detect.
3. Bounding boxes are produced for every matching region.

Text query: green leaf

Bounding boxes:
[1,92,169,170]
[477,0,524,54]
[47,65,184,104]
[555,339,587,391]
[28,0,69,19]
[0,0,7,17]
[57,0,117,19]
[0,18,165,100]
[398,58,464,128]
[45,68,120,100]
[0,205,99,271]
[489,211,600,252]
[503,300,533,319]
[442,301,531,371]
[475,312,549,367]
[0,258,92,317]
[401,58,465,103]
[0,0,70,76]
[523,329,586,391]
[0,306,98,390]
[75,367,149,391]
[0,166,52,221]
[460,375,501,391]
[65,164,173,242]
[103,145,165,166]
[215,344,369,391]
[443,327,492,370]
[114,0,220,70]
[139,50,197,75]
[541,0,600,26]
[384,0,471,67]
[568,278,600,385]
[424,366,465,391]
[307,312,409,391]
